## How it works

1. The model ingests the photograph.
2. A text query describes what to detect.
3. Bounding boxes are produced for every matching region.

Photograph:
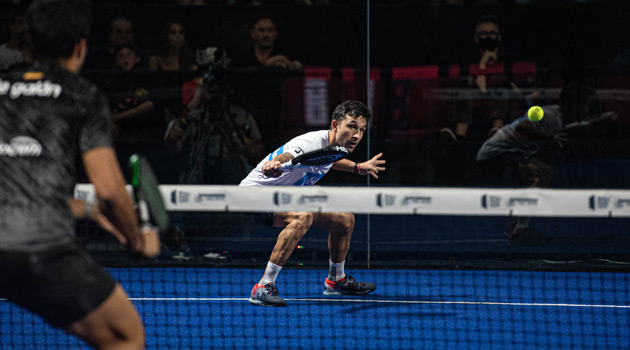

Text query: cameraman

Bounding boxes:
[165,55,264,184]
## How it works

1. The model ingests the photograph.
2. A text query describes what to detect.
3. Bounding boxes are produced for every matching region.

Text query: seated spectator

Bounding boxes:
[148,19,195,72]
[229,13,299,149]
[440,14,524,142]
[0,9,32,71]
[148,19,196,121]
[231,13,302,70]
[103,42,164,140]
[84,16,138,73]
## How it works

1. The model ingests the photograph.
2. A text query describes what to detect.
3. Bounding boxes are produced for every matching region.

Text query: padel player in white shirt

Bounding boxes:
[239,100,385,307]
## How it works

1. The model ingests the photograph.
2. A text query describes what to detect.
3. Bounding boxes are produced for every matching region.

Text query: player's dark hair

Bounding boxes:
[332,100,371,124]
[27,0,93,60]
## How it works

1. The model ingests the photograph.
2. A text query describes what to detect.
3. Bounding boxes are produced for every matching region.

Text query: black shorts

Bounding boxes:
[0,242,117,328]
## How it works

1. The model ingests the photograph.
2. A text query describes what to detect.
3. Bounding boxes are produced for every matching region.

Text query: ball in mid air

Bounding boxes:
[527,106,544,122]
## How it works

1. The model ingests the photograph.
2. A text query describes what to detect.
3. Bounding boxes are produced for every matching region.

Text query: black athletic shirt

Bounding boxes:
[0,61,113,252]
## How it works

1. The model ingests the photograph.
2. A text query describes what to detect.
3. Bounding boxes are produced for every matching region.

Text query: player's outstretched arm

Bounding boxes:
[82,147,160,258]
[262,152,294,177]
[332,153,386,179]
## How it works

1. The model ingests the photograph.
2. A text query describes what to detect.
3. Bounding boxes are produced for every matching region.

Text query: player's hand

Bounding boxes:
[88,203,128,245]
[360,152,386,179]
[136,227,161,259]
[262,160,283,177]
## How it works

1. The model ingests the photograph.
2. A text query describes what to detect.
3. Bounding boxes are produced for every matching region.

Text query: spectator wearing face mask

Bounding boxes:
[440,14,527,142]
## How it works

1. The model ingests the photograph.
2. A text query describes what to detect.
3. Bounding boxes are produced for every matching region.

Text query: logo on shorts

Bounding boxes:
[0,136,42,157]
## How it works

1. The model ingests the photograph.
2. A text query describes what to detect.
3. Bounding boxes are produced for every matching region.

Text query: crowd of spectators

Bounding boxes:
[1,1,624,185]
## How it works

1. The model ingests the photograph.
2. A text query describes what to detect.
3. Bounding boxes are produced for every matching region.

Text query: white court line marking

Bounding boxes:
[127,298,630,309]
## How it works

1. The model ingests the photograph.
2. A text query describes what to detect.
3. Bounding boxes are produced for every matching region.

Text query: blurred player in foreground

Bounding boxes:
[240,100,386,307]
[0,1,160,349]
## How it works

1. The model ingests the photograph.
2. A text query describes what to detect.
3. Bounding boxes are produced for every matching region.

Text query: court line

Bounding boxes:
[127,297,630,309]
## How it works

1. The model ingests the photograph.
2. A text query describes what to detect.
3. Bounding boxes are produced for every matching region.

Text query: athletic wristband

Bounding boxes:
[353,162,359,174]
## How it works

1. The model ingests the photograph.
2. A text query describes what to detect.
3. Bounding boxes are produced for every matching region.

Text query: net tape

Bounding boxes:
[74,184,630,217]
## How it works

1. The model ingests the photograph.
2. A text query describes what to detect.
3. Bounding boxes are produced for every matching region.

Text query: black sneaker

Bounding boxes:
[249,283,287,307]
[323,275,376,295]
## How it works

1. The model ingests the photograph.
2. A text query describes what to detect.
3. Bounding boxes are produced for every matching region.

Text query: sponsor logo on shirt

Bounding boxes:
[0,78,62,99]
[0,136,42,157]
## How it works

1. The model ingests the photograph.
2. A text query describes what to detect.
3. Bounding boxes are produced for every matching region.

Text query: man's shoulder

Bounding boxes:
[293,129,328,142]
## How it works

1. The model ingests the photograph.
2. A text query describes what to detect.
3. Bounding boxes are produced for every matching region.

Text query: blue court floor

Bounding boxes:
[2,268,629,349]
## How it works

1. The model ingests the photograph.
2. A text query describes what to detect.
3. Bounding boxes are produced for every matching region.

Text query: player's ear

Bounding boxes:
[330,119,338,131]
[76,39,87,59]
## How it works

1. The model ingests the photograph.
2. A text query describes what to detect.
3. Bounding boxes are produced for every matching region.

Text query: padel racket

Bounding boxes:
[278,145,348,170]
[565,111,618,130]
[128,154,169,232]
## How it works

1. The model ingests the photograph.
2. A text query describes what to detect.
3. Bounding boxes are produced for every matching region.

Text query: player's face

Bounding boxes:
[332,115,367,153]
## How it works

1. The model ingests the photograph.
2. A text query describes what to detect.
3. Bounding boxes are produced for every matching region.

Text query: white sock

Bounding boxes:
[328,260,346,281]
[259,261,282,285]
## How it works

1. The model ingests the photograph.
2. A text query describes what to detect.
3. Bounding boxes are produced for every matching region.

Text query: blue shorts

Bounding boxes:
[0,242,117,328]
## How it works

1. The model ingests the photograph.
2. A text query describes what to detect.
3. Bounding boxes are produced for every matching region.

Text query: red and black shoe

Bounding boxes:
[323,275,376,295]
[249,283,287,307]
